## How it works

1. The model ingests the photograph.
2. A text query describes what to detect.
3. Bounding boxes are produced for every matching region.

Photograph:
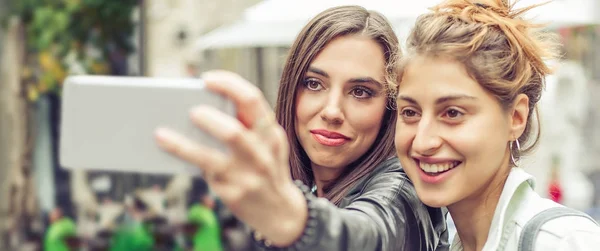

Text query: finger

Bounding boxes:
[210,167,271,213]
[154,127,228,176]
[189,106,273,168]
[201,70,272,128]
[272,125,291,179]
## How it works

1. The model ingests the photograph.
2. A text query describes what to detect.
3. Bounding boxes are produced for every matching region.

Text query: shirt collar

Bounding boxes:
[483,168,535,249]
[451,168,535,250]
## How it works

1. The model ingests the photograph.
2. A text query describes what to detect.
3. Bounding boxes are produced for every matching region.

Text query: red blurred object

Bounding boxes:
[548,180,563,203]
[548,156,563,204]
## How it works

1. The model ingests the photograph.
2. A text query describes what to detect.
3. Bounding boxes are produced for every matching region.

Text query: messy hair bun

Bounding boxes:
[402,0,561,164]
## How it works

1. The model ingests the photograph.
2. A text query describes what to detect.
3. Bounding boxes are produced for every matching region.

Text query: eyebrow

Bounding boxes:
[307,66,384,87]
[307,67,329,78]
[397,94,477,105]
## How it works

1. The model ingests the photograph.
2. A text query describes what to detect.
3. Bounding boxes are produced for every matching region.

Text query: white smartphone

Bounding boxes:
[59,75,235,176]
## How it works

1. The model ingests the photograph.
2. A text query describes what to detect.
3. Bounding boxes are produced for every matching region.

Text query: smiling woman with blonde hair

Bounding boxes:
[394,0,600,250]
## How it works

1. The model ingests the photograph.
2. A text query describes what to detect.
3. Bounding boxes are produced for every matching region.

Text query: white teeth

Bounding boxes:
[437,165,445,172]
[420,162,458,173]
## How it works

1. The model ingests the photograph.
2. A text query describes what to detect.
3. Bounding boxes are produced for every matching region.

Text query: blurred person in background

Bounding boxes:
[156,5,448,251]
[44,208,79,251]
[394,0,600,250]
[189,178,254,251]
[183,191,224,251]
[110,192,154,250]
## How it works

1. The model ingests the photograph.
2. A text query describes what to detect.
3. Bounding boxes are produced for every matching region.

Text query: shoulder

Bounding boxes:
[533,216,600,251]
[356,157,412,200]
[362,157,449,241]
[364,157,427,204]
[344,157,449,250]
[511,192,600,250]
[353,157,445,219]
[340,156,422,209]
[341,156,446,223]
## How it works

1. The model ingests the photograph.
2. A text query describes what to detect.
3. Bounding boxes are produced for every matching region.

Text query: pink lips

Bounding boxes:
[310,129,350,147]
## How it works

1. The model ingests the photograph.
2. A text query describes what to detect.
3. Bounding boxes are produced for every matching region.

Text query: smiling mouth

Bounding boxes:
[416,160,461,176]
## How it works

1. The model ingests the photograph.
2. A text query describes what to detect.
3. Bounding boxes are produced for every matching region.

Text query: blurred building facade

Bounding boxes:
[143,0,286,107]
[0,0,7,248]
[0,16,40,250]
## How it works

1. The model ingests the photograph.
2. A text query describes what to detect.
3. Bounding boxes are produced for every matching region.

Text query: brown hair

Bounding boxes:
[401,0,560,164]
[275,5,400,205]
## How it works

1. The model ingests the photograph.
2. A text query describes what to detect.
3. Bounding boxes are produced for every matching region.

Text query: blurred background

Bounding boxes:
[0,0,599,250]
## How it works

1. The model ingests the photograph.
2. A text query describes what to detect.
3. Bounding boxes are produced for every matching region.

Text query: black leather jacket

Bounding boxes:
[261,157,449,251]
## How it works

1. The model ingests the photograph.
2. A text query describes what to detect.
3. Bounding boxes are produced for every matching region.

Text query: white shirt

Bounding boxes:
[451,168,600,251]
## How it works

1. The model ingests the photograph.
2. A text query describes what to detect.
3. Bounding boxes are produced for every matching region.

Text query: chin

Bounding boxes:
[415,190,452,208]
[422,199,450,208]
[313,157,346,169]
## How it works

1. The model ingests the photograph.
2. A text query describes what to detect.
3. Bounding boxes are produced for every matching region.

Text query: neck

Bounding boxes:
[449,163,511,251]
[311,163,344,197]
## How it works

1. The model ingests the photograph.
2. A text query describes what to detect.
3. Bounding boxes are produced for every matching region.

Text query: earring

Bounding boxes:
[510,140,521,166]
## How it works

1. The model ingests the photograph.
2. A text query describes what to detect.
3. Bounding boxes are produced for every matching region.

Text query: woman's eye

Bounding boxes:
[303,79,323,91]
[351,87,373,99]
[399,108,421,123]
[401,108,419,118]
[444,108,464,119]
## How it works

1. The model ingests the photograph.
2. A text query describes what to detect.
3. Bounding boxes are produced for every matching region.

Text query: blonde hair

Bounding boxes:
[401,0,561,163]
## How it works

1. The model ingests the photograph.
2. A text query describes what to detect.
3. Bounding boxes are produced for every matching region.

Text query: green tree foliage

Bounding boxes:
[5,0,138,101]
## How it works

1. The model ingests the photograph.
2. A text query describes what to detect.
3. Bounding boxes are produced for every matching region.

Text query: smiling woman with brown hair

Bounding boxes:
[155,5,449,251]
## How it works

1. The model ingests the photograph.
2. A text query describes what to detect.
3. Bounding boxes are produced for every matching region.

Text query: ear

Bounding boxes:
[509,94,529,141]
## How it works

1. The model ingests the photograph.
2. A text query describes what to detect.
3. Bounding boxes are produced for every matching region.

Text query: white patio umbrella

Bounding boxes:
[193,0,438,50]
[193,0,599,51]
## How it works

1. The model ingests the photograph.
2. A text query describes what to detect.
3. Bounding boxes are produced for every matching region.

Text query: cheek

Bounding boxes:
[394,121,414,154]
[394,122,419,180]
[446,117,509,163]
[294,92,313,126]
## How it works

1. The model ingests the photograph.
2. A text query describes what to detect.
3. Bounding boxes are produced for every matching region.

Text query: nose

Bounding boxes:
[412,117,443,156]
[320,89,344,124]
